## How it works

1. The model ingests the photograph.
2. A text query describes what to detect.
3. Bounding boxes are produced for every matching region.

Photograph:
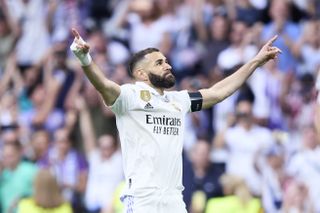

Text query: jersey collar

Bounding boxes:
[135,81,164,96]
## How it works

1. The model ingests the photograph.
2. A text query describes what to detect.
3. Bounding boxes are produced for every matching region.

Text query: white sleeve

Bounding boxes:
[171,90,191,113]
[110,84,135,115]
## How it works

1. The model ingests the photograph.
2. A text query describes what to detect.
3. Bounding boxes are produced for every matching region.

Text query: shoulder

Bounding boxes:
[56,202,73,212]
[166,90,191,112]
[18,198,36,212]
[19,161,38,173]
[119,83,139,95]
[225,126,241,134]
[165,90,189,99]
[252,125,272,135]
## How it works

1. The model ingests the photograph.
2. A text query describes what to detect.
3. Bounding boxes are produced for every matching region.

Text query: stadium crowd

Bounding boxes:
[0,0,320,212]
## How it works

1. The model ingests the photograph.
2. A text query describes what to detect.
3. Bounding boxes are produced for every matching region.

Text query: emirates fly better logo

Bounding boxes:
[146,114,181,135]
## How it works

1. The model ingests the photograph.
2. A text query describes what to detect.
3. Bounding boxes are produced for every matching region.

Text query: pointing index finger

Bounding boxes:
[71,28,80,39]
[266,35,278,46]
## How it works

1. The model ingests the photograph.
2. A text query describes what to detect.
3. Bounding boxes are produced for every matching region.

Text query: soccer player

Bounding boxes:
[70,28,281,213]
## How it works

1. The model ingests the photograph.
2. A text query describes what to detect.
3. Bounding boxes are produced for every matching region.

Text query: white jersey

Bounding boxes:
[110,82,191,197]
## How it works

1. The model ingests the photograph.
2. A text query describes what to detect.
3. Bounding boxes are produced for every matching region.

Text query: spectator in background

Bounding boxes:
[286,125,320,212]
[249,60,285,129]
[217,20,258,72]
[258,143,287,213]
[282,73,317,135]
[183,139,225,213]
[17,42,81,135]
[200,14,230,75]
[19,84,65,134]
[108,0,172,54]
[0,92,20,145]
[315,70,320,137]
[104,181,125,213]
[0,142,38,213]
[281,180,314,213]
[261,0,301,73]
[0,0,19,73]
[168,0,205,80]
[225,0,263,26]
[292,20,320,75]
[76,96,123,213]
[18,169,72,213]
[213,98,274,196]
[29,129,51,165]
[46,0,89,43]
[39,127,88,211]
[205,174,263,213]
[6,0,50,67]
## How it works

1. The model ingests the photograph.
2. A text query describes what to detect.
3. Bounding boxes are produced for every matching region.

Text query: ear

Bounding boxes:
[134,68,148,81]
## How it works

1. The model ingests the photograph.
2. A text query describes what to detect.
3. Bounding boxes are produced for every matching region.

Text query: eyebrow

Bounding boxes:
[155,58,168,65]
[155,59,163,65]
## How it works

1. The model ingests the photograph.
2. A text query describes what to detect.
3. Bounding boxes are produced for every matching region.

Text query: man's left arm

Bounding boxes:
[199,35,281,109]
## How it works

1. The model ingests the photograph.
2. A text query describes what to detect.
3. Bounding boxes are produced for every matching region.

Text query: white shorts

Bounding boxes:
[121,191,187,213]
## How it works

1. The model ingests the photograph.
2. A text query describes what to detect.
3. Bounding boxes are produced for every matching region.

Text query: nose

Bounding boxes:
[165,62,172,70]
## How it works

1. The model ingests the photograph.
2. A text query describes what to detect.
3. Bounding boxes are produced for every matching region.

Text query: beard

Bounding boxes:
[148,71,176,89]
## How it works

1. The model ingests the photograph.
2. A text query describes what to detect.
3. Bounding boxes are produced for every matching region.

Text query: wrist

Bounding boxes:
[249,57,262,69]
[78,53,92,67]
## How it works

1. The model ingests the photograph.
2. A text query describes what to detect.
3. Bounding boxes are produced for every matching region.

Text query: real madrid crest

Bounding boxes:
[140,90,151,102]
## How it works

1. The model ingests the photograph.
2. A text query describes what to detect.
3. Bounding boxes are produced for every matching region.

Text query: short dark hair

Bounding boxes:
[128,48,160,77]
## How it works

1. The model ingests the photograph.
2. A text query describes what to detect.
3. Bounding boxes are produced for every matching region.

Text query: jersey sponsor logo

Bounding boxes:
[146,114,181,126]
[140,90,151,102]
[146,114,181,135]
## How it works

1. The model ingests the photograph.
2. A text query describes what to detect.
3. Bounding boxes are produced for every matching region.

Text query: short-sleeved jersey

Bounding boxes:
[110,82,191,197]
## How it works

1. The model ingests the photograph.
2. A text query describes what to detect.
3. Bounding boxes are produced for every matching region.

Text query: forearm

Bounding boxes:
[214,58,260,91]
[83,63,107,91]
[35,81,60,122]
[201,58,260,108]
[79,107,96,155]
[82,63,120,105]
[70,28,121,105]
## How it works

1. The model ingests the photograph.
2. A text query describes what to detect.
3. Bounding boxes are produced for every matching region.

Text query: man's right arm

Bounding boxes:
[70,28,120,106]
[82,63,120,106]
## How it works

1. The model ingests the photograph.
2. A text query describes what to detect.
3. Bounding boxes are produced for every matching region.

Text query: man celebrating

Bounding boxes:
[70,28,280,213]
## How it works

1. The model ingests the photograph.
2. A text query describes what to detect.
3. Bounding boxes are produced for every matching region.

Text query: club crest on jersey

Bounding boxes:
[140,90,151,102]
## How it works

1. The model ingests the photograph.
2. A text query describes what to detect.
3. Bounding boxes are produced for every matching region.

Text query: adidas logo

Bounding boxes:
[144,102,154,109]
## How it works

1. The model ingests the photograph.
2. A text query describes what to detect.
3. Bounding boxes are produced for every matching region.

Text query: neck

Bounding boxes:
[155,87,164,95]
[142,80,165,95]
[194,167,206,178]
[240,122,252,130]
[8,162,20,171]
[193,164,209,178]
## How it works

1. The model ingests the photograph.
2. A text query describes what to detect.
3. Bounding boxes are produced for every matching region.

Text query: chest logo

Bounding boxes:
[140,90,151,102]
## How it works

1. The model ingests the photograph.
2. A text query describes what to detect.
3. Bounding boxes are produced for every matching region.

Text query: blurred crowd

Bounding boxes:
[0,0,320,212]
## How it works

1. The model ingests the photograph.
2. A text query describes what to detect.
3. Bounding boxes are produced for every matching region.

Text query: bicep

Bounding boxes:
[83,63,121,106]
[199,88,220,109]
[100,79,121,106]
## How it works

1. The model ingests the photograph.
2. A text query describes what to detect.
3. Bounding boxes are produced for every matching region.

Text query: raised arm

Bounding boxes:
[76,96,96,156]
[199,35,281,109]
[315,72,320,138]
[70,28,120,106]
